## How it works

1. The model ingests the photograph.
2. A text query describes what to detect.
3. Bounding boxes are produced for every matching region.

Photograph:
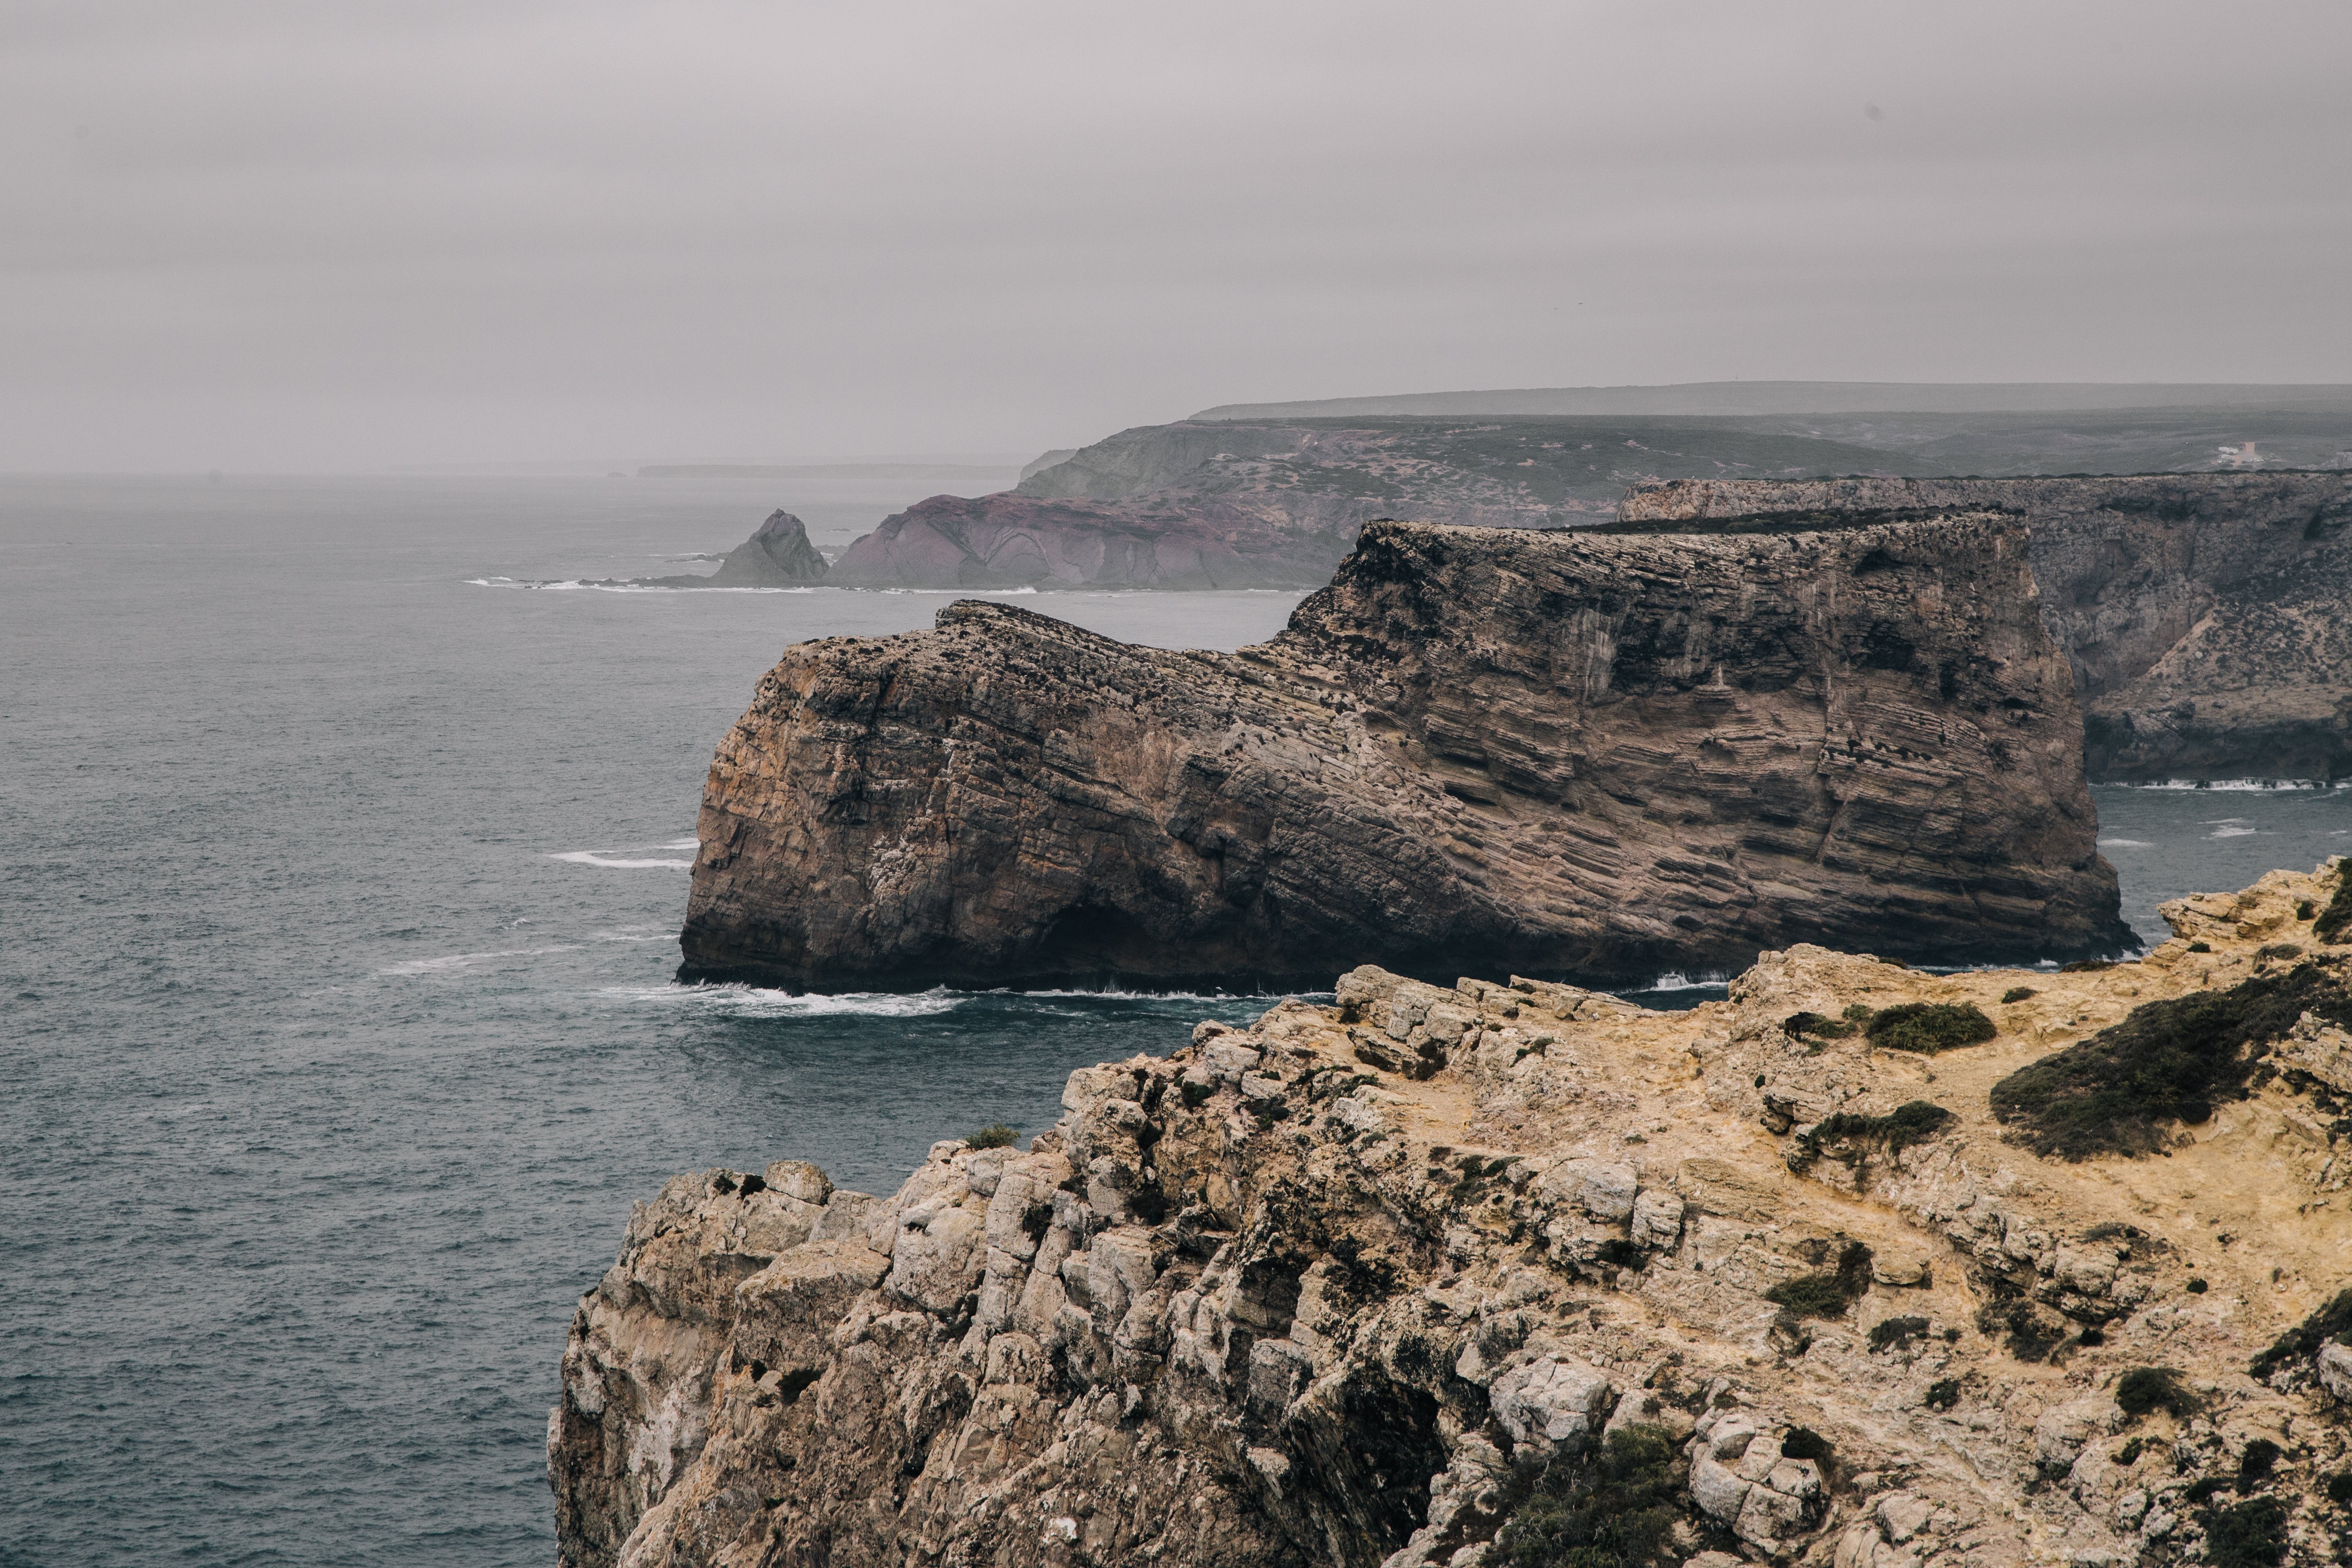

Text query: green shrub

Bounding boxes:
[1990,965,2352,1158]
[965,1123,1020,1149]
[2115,1367,2197,1421]
[1766,1242,1875,1319]
[2296,901,2316,921]
[1923,1379,1961,1410]
[2115,1437,2146,1466]
[1866,1002,1997,1054]
[2001,986,2037,1004]
[1499,1425,1684,1568]
[2329,1471,2352,1506]
[2256,943,2302,962]
[1868,1316,1930,1352]
[2316,867,2352,943]
[2248,1287,2352,1380]
[1784,1010,1858,1040]
[2187,1277,2209,1294]
[1806,1100,1953,1159]
[2198,1495,2289,1568]
[2236,1438,2281,1492]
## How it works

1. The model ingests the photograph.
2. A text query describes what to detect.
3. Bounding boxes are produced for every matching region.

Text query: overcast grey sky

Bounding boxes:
[4,1,2348,471]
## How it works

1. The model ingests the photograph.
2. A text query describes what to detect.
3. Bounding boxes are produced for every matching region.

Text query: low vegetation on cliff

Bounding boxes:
[1991,961,2352,1158]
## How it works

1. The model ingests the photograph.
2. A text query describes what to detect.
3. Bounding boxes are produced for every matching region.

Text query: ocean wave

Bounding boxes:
[383,944,579,976]
[1006,987,1301,1003]
[1626,973,1731,993]
[2096,837,2155,848]
[2207,824,2261,838]
[552,849,695,869]
[466,577,820,594]
[603,983,966,1017]
[2109,778,2339,791]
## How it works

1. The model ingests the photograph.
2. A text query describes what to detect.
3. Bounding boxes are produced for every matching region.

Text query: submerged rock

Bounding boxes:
[679,513,2129,991]
[555,860,2352,1568]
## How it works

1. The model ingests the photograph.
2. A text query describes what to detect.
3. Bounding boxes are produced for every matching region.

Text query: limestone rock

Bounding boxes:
[1621,472,2352,782]
[559,869,2352,1568]
[680,515,2129,989]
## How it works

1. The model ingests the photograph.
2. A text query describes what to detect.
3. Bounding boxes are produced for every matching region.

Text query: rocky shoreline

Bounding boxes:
[555,860,2352,1568]
[677,513,2129,993]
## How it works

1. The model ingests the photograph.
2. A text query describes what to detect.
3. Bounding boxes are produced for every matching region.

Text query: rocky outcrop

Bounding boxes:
[623,511,829,587]
[558,861,2352,1568]
[827,492,1343,589]
[679,514,2129,992]
[1619,474,2352,782]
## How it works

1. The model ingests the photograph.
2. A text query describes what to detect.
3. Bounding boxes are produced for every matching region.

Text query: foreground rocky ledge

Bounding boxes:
[679,515,2129,991]
[558,861,2352,1568]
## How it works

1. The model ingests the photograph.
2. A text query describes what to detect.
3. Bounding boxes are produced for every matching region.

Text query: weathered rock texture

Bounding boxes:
[680,516,2129,991]
[557,860,2352,1568]
[626,511,829,588]
[1619,475,2352,782]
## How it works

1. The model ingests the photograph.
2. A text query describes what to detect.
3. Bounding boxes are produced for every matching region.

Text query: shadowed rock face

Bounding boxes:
[679,517,2129,991]
[1619,474,2352,782]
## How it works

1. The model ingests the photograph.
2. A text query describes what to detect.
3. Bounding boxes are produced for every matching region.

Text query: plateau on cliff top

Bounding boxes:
[677,511,2132,994]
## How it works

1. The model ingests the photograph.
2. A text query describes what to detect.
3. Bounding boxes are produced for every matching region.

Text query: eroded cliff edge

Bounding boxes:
[1619,474,2352,783]
[679,515,2128,992]
[557,861,2352,1568]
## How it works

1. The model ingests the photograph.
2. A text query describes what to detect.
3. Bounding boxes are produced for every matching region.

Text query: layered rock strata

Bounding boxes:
[680,516,2129,991]
[557,860,2352,1568]
[1618,474,2352,782]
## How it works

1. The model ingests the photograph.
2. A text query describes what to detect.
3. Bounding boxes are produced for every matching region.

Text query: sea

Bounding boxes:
[3,473,2345,1568]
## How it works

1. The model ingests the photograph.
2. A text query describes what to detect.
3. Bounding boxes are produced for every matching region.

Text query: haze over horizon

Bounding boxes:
[5,0,2348,472]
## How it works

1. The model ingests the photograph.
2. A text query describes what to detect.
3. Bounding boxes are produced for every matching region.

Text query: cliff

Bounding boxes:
[678,515,2130,993]
[1619,475,2352,782]
[621,511,829,588]
[556,860,2352,1568]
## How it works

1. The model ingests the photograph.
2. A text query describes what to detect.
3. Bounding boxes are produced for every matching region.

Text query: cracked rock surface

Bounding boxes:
[1618,473,2352,784]
[557,860,2352,1568]
[679,515,2127,991]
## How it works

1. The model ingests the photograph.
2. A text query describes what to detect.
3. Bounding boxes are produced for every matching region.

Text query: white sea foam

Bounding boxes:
[1630,973,1731,993]
[383,944,579,976]
[2096,837,2155,848]
[657,838,699,850]
[2116,778,2337,791]
[465,576,817,594]
[604,983,966,1017]
[552,850,694,869]
[2207,824,2261,839]
[1010,986,1294,1002]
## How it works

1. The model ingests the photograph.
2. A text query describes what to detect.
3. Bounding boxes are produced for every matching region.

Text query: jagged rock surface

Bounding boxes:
[679,516,2128,991]
[627,512,830,588]
[1618,474,2352,782]
[557,861,2352,1568]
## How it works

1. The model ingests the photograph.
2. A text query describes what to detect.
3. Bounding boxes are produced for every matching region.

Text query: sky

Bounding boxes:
[3,0,2348,472]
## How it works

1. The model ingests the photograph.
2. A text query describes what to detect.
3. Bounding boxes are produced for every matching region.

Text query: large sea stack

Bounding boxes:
[1620,473,2352,782]
[678,514,2130,991]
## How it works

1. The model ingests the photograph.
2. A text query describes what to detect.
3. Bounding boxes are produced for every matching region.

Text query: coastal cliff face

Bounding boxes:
[823,417,1951,589]
[1619,475,2352,782]
[679,515,2127,992]
[558,862,2352,1568]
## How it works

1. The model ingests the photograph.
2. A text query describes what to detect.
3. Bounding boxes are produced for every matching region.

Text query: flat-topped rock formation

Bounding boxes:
[679,515,2130,992]
[561,861,2352,1568]
[1620,474,2352,782]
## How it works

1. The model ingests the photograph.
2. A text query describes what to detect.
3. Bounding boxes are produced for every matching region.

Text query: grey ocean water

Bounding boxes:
[2,475,2345,1567]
